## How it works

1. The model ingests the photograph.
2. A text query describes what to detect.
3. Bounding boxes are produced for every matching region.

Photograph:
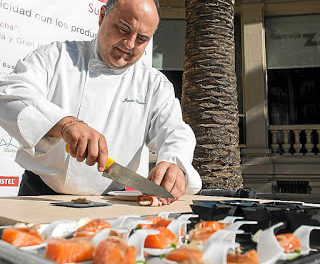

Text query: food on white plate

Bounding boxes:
[144,226,178,249]
[188,221,226,244]
[137,216,172,229]
[1,224,43,248]
[227,250,259,264]
[73,218,111,238]
[93,236,137,264]
[165,245,204,262]
[276,233,301,253]
[165,245,259,264]
[1,212,318,264]
[45,237,94,264]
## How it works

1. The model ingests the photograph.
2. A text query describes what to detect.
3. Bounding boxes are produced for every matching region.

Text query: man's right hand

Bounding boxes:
[46,116,108,172]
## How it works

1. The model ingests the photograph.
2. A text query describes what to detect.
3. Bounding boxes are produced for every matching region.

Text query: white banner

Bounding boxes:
[0,0,152,195]
[265,15,320,69]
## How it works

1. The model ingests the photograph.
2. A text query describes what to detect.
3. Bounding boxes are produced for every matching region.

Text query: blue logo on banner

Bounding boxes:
[0,137,20,153]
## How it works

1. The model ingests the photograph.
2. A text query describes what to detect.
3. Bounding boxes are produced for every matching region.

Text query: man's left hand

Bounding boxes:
[148,161,186,205]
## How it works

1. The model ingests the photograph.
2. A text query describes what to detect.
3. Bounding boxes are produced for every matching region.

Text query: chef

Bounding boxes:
[0,0,202,203]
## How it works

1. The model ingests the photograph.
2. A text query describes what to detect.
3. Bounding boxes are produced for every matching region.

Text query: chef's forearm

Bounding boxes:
[0,50,70,149]
[0,95,70,149]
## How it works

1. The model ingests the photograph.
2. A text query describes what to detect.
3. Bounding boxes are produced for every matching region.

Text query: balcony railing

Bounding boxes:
[269,125,320,155]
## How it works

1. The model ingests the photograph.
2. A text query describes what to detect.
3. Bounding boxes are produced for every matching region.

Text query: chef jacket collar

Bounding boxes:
[90,38,129,76]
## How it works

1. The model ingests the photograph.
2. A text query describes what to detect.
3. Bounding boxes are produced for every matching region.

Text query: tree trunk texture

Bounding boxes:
[182,0,242,189]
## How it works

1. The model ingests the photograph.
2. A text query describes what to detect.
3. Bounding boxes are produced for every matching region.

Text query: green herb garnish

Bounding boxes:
[170,243,177,249]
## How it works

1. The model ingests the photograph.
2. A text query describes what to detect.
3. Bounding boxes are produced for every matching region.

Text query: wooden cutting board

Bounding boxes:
[0,194,237,225]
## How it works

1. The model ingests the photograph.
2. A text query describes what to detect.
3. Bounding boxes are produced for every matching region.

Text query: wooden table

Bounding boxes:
[0,194,241,225]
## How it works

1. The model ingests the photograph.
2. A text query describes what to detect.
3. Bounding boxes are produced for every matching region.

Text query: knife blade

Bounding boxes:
[65,145,174,199]
[103,158,174,199]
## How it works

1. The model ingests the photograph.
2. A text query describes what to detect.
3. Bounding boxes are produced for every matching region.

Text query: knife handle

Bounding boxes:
[65,144,115,170]
[105,157,115,169]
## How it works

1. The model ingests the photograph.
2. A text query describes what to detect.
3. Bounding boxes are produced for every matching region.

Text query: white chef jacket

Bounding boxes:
[0,39,202,195]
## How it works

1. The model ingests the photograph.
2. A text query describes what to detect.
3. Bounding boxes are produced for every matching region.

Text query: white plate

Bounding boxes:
[107,191,142,201]
[144,247,174,256]
[162,259,177,264]
[20,243,47,251]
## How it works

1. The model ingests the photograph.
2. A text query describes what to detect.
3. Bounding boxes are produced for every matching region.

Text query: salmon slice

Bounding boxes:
[138,216,171,229]
[137,216,183,236]
[152,218,172,228]
[2,227,43,247]
[45,237,94,264]
[227,249,260,264]
[180,259,204,264]
[137,216,162,229]
[144,226,178,249]
[73,219,111,238]
[189,221,226,244]
[195,221,225,231]
[93,237,137,264]
[189,227,216,244]
[166,246,204,262]
[276,233,301,253]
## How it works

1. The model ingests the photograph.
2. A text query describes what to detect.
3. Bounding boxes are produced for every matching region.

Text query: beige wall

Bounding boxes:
[159,0,185,19]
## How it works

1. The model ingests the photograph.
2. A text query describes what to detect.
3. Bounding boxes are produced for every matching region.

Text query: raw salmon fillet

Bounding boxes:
[151,218,172,228]
[137,216,171,229]
[195,221,225,230]
[189,221,226,244]
[276,233,301,253]
[2,227,43,247]
[93,237,137,264]
[45,237,94,264]
[227,249,260,264]
[144,226,178,249]
[73,218,111,238]
[166,246,204,262]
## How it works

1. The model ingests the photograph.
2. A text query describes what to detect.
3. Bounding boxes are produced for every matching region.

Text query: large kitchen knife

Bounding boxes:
[104,158,174,199]
[66,145,174,199]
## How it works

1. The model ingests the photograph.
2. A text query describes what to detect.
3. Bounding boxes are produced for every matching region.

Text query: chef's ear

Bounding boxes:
[99,5,106,26]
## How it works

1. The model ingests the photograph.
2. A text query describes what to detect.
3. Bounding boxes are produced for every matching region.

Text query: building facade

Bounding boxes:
[155,0,320,195]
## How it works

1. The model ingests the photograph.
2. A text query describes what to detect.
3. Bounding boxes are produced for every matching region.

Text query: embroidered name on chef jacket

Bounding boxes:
[122,98,146,105]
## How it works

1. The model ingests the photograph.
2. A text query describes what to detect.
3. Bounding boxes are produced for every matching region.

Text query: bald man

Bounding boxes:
[0,0,202,202]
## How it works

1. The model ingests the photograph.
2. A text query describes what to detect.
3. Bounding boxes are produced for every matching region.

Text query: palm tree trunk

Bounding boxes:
[182,0,242,189]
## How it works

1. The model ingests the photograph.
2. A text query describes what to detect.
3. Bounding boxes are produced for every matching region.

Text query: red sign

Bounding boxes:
[98,0,108,3]
[125,186,138,191]
[0,176,19,187]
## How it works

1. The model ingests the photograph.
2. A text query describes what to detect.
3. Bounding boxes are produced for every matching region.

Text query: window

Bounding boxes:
[265,15,320,125]
[152,19,185,100]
